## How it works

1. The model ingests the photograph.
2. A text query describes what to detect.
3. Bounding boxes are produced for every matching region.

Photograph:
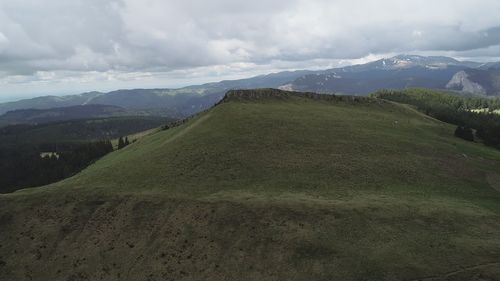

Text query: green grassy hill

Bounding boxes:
[1,89,500,281]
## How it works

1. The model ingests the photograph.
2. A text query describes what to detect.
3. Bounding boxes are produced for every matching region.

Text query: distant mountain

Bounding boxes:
[0,104,127,125]
[0,92,102,114]
[0,70,312,117]
[281,55,500,96]
[478,62,500,70]
[446,68,500,96]
[337,55,480,72]
[2,55,500,117]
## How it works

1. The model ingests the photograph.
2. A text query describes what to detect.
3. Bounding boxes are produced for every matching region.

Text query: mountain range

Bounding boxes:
[1,55,499,119]
[0,70,312,118]
[281,55,500,95]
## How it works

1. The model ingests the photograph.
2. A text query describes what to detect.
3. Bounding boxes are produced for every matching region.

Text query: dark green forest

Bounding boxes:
[0,116,169,144]
[0,116,171,193]
[372,89,500,148]
[0,141,113,193]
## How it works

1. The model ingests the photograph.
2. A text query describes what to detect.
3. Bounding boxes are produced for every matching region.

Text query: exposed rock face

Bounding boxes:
[277,83,295,91]
[446,71,486,95]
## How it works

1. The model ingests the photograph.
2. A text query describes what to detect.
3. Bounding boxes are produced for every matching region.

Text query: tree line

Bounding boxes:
[117,136,130,149]
[372,89,500,148]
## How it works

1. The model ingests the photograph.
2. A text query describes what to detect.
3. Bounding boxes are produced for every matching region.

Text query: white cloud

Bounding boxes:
[0,0,500,98]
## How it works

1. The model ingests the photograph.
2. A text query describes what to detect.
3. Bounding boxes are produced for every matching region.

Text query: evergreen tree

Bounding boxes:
[118,137,125,149]
[124,137,130,146]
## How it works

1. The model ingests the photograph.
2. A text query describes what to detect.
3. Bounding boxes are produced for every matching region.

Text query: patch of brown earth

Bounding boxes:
[487,173,500,192]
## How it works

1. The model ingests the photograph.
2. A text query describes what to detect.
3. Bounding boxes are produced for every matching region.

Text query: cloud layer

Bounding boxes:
[1,0,500,98]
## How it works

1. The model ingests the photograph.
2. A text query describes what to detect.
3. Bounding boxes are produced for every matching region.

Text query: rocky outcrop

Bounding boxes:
[446,71,486,95]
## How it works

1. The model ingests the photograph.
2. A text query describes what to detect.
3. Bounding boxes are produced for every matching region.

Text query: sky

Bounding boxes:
[1,0,500,101]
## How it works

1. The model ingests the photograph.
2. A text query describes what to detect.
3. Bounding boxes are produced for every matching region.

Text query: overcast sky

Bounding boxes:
[1,0,500,101]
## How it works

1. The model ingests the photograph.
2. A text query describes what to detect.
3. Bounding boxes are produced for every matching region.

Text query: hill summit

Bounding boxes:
[1,89,500,281]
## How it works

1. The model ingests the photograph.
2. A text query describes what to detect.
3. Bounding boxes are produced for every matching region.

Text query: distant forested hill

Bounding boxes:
[0,104,127,125]
[0,116,171,145]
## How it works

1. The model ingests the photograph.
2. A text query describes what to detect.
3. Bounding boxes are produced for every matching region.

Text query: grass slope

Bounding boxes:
[1,89,500,281]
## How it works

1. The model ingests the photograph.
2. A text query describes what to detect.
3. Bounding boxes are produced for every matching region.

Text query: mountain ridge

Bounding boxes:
[281,55,500,96]
[1,55,500,117]
[0,104,128,125]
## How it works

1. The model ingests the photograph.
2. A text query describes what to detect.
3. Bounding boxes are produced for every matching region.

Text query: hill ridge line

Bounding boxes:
[163,88,392,130]
[221,88,373,103]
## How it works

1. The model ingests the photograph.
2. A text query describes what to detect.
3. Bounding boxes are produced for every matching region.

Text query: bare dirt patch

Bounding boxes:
[487,173,500,193]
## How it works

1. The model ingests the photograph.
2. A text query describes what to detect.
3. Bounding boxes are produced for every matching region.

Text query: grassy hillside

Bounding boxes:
[1,89,500,281]
[372,89,500,148]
